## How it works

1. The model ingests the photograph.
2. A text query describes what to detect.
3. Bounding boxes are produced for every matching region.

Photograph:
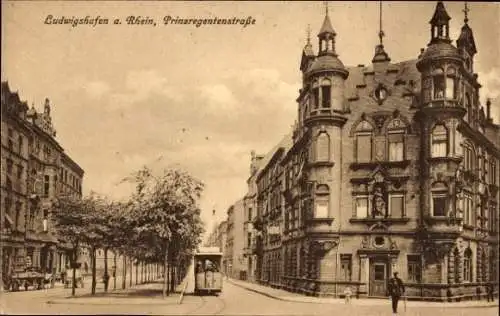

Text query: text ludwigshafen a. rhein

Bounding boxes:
[44,15,257,28]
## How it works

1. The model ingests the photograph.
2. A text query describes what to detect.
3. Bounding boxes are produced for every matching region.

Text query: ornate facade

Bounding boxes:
[251,2,499,301]
[1,82,85,289]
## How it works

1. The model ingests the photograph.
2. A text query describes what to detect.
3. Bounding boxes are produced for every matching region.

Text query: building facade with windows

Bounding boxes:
[225,199,246,279]
[243,151,265,282]
[251,2,499,300]
[1,82,85,289]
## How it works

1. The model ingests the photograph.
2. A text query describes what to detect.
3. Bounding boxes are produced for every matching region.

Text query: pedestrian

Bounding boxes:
[387,272,405,315]
[486,283,495,302]
[343,286,353,304]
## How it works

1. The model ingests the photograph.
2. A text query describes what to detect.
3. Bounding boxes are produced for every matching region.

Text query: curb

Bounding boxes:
[46,296,184,306]
[227,280,499,308]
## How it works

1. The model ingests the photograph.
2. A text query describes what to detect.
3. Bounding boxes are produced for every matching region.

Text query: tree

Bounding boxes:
[52,196,97,296]
[123,166,204,298]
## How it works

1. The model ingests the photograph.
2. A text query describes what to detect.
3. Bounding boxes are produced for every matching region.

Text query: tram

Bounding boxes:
[193,247,223,295]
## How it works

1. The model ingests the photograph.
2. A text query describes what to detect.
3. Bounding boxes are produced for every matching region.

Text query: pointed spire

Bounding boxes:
[428,1,452,44]
[457,1,477,55]
[306,24,311,45]
[430,1,451,25]
[378,0,384,46]
[463,1,469,24]
[319,1,336,36]
[373,1,390,63]
[303,24,314,56]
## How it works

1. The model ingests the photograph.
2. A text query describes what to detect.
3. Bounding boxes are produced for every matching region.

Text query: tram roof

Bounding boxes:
[195,247,223,256]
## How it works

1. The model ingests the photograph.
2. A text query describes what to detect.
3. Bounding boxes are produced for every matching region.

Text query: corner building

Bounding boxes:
[253,2,499,301]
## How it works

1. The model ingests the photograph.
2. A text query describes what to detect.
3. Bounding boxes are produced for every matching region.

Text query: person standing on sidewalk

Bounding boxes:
[387,272,405,315]
[486,283,495,302]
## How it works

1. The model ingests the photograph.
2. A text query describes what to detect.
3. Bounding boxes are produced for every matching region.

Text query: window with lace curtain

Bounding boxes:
[431,124,448,157]
[355,120,373,163]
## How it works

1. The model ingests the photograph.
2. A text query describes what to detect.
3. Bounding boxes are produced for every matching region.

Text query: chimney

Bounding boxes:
[486,98,492,122]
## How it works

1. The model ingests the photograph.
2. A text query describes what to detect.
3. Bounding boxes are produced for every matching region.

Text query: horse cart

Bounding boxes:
[8,267,51,291]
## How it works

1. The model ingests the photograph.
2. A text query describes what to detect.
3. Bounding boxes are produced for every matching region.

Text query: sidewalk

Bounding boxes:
[227,278,499,308]
[46,279,186,305]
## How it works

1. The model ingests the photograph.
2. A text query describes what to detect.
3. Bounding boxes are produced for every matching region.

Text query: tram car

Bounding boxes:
[193,247,223,295]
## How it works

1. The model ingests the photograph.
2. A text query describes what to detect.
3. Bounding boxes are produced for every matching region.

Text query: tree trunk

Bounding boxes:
[170,265,175,292]
[71,247,77,296]
[91,247,97,295]
[135,261,138,285]
[167,261,171,295]
[113,252,117,290]
[122,255,127,289]
[162,245,168,298]
[141,261,144,284]
[104,248,109,292]
[129,258,132,287]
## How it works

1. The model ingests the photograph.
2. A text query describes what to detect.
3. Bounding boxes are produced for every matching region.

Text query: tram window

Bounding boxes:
[204,259,219,272]
[196,261,204,273]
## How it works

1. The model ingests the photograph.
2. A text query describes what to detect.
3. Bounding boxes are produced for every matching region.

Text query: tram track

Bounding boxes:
[186,293,227,315]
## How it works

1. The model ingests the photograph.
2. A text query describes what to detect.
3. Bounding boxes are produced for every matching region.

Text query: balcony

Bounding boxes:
[304,108,348,127]
[349,217,410,225]
[350,160,411,171]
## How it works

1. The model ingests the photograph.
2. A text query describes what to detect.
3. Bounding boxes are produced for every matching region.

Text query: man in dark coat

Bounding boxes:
[387,272,405,314]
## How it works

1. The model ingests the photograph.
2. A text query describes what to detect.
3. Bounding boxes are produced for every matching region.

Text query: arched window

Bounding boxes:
[387,118,406,161]
[463,248,473,282]
[462,142,475,171]
[316,132,330,162]
[433,68,445,99]
[446,67,457,99]
[431,124,448,157]
[321,79,331,108]
[355,120,373,163]
[431,182,448,217]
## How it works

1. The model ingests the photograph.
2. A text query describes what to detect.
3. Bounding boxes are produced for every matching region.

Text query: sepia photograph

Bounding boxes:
[1,1,499,315]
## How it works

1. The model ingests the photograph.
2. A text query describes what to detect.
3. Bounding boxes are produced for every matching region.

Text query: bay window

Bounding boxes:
[431,124,448,157]
[446,68,457,99]
[433,68,445,99]
[321,79,331,108]
[316,132,330,162]
[431,182,448,217]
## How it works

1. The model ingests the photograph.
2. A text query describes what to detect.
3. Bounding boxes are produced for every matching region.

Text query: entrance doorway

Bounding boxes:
[369,258,389,296]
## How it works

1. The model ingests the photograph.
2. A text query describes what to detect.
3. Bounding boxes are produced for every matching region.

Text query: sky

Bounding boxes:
[2,1,500,236]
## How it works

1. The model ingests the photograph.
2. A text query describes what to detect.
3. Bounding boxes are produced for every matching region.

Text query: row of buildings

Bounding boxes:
[207,2,499,301]
[1,81,85,289]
